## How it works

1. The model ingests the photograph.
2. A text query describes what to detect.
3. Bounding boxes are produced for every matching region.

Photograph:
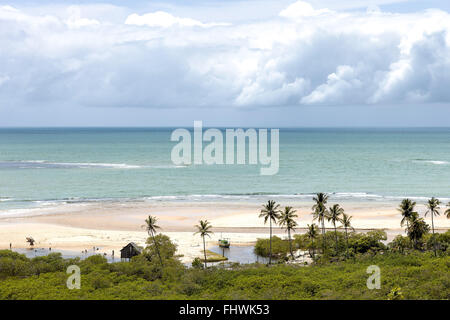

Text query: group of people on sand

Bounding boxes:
[8,240,117,260]
[81,247,115,259]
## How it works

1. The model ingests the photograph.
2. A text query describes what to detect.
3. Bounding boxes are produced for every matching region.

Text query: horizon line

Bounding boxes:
[0,126,450,129]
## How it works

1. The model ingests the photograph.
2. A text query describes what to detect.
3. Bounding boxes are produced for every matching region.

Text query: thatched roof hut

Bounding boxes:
[120,242,142,260]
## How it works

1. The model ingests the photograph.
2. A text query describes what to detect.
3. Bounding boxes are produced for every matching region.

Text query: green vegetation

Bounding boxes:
[259,200,281,264]
[306,223,319,258]
[278,206,298,259]
[0,248,448,300]
[425,197,441,256]
[312,193,329,252]
[204,250,228,263]
[254,236,291,259]
[446,202,450,218]
[254,195,450,261]
[143,215,163,267]
[255,229,393,260]
[340,213,354,258]
[0,194,449,300]
[194,220,213,268]
[398,198,416,228]
[328,204,344,252]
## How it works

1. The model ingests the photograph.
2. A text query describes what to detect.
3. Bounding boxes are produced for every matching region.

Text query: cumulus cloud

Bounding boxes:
[279,1,332,18]
[0,2,450,110]
[66,5,100,29]
[125,11,229,28]
[301,65,363,104]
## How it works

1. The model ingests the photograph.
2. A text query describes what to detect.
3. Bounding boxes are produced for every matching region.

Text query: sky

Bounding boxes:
[0,0,450,127]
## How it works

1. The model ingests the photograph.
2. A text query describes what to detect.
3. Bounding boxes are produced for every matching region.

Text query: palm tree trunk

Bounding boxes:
[312,239,315,258]
[269,218,272,264]
[345,227,349,258]
[333,221,338,252]
[151,231,164,267]
[288,229,294,259]
[203,235,207,268]
[431,213,436,256]
[413,232,418,250]
[321,217,326,253]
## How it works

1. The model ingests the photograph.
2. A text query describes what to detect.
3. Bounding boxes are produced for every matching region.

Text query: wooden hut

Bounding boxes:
[120,242,142,260]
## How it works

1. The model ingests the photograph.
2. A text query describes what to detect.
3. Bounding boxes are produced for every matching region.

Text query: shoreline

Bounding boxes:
[1,200,449,263]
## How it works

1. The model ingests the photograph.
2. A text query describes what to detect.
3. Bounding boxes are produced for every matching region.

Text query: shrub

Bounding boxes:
[192,258,204,269]
[254,236,291,258]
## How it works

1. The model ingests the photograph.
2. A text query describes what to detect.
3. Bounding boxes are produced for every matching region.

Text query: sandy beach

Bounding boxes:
[1,200,449,263]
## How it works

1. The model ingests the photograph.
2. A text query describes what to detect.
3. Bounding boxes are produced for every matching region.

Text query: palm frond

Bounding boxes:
[279,206,298,231]
[142,215,160,235]
[425,197,441,217]
[259,200,282,225]
[194,220,213,237]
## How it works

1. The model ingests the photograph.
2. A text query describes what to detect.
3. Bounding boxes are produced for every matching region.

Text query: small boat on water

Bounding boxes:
[218,238,230,248]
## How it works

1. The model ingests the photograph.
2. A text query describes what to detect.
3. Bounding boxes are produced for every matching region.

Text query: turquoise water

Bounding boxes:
[0,128,449,212]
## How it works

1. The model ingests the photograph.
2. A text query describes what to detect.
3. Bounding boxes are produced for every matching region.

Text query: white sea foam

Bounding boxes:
[41,161,143,169]
[0,160,187,169]
[333,192,383,199]
[144,192,397,202]
[33,200,65,206]
[413,159,449,165]
[0,207,51,218]
[67,162,142,169]
[426,161,448,165]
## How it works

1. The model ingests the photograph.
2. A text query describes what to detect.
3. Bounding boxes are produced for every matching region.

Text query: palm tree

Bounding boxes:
[306,223,318,258]
[340,213,354,258]
[425,197,441,256]
[142,215,163,266]
[279,206,298,259]
[328,204,344,252]
[407,212,430,250]
[398,199,416,229]
[259,200,281,264]
[194,220,213,268]
[312,193,329,252]
[446,202,450,219]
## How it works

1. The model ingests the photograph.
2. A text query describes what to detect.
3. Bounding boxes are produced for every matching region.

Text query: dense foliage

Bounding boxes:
[0,238,449,300]
[253,195,450,262]
[255,230,390,259]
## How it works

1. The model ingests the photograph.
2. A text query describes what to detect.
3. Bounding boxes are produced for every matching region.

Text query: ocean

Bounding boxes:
[0,127,449,213]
